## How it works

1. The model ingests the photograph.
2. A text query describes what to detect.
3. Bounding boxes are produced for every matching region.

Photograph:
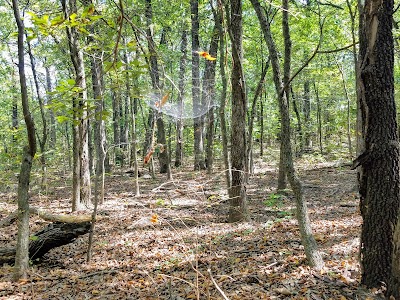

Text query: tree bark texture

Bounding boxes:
[355,0,400,292]
[228,0,248,222]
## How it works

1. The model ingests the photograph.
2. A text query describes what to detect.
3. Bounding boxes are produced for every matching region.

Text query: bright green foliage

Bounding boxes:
[0,0,374,181]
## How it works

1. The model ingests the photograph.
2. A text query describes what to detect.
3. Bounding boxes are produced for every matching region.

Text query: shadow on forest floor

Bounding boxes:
[0,158,385,299]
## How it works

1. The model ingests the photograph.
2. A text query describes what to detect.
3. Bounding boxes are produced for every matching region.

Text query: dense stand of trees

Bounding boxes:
[4,0,400,294]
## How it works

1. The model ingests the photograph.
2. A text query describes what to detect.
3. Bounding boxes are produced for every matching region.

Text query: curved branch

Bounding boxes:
[281,16,326,95]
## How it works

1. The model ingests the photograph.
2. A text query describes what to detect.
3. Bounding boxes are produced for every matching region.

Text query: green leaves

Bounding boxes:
[26,5,102,39]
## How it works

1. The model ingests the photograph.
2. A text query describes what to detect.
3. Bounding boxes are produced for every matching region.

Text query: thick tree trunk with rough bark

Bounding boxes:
[354,0,400,294]
[228,0,248,222]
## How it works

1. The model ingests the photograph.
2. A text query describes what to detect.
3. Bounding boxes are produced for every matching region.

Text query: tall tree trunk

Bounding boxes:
[217,2,231,189]
[12,0,37,280]
[144,0,170,175]
[45,64,56,148]
[259,93,264,157]
[175,29,187,167]
[303,80,311,149]
[191,0,206,170]
[203,17,219,174]
[12,73,19,143]
[290,87,304,155]
[89,39,106,205]
[123,46,140,196]
[227,0,248,222]
[62,0,91,210]
[26,40,48,190]
[336,60,353,158]
[354,0,400,292]
[314,82,323,154]
[251,0,323,270]
[247,59,269,175]
[112,89,121,166]
[346,0,363,156]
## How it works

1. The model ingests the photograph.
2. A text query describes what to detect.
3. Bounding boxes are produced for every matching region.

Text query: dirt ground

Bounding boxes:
[0,158,386,299]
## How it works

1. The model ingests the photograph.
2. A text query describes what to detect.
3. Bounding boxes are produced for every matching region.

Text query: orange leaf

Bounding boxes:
[144,148,154,165]
[196,51,216,61]
[150,214,158,223]
[205,54,216,61]
[160,92,169,107]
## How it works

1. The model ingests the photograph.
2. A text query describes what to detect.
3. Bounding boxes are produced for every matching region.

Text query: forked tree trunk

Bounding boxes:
[12,0,37,280]
[354,0,400,294]
[251,0,323,270]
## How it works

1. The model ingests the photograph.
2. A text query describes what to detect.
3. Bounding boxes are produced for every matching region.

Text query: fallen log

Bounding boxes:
[0,222,91,265]
[0,206,100,227]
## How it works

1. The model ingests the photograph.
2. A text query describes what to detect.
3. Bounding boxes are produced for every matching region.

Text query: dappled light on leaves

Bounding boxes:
[0,161,381,299]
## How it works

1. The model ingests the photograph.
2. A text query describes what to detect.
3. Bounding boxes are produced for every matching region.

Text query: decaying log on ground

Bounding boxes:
[0,206,99,227]
[0,222,91,265]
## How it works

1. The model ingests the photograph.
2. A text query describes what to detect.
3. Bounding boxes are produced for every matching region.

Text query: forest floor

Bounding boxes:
[0,156,386,299]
